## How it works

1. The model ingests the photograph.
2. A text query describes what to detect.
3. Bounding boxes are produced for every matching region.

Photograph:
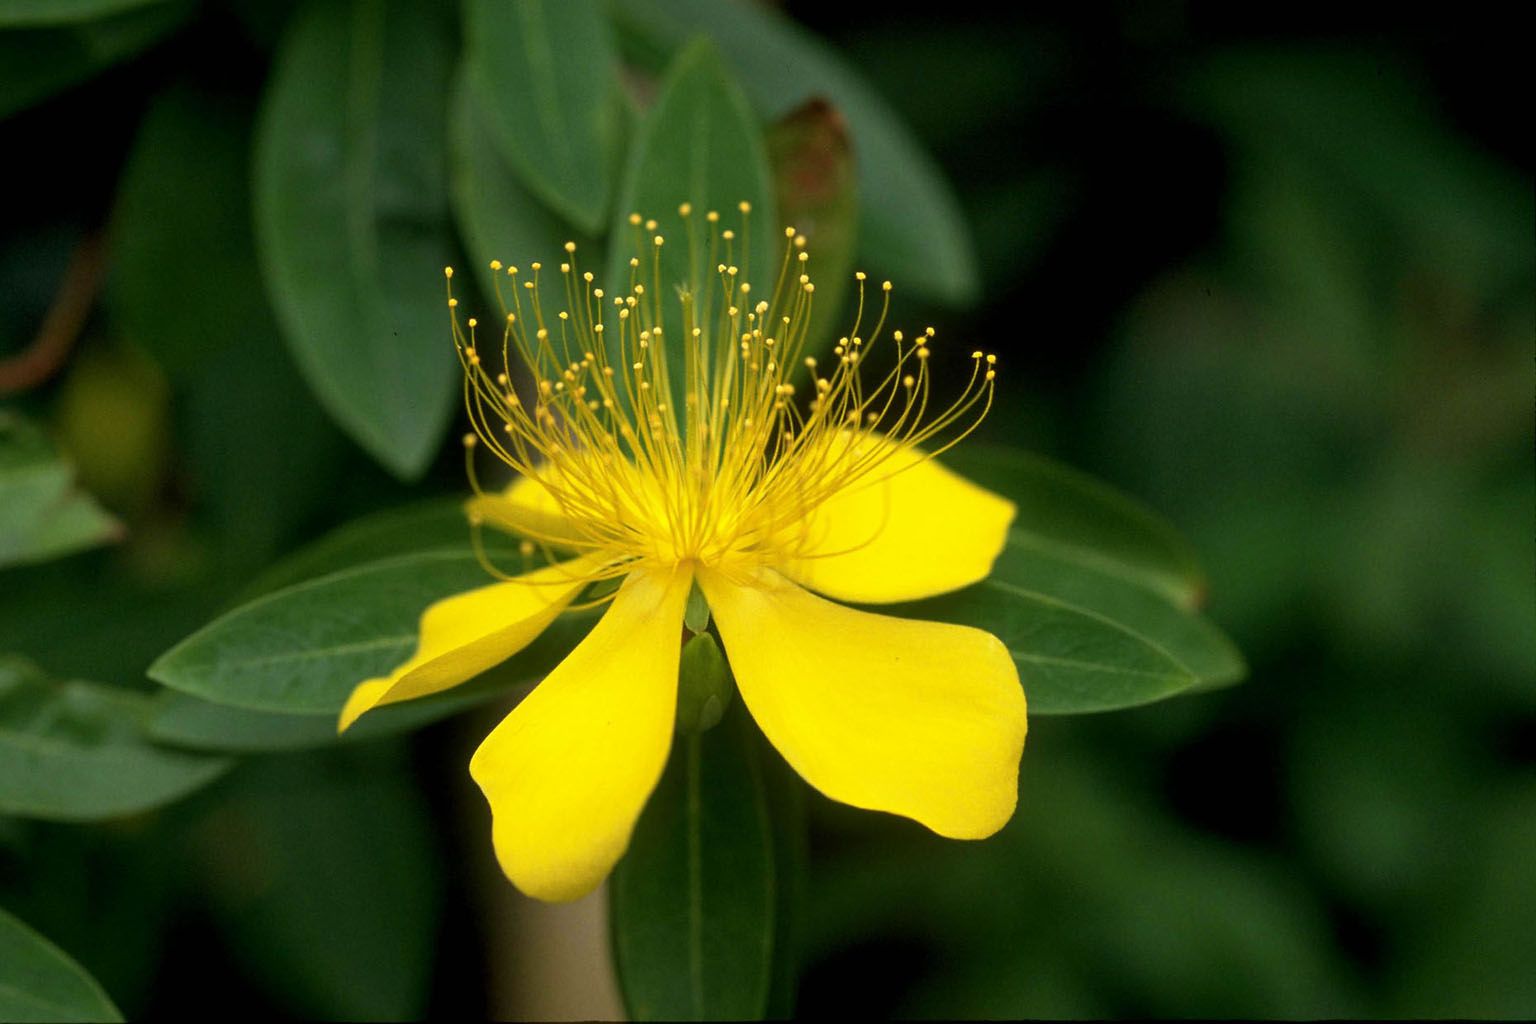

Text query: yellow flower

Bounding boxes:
[338,206,1027,902]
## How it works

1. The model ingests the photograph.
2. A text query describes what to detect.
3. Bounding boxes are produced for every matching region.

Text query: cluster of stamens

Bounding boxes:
[448,202,997,584]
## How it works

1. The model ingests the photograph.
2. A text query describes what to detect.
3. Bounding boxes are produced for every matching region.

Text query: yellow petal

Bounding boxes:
[470,565,693,902]
[777,436,1016,604]
[467,473,586,548]
[700,566,1026,839]
[337,555,599,733]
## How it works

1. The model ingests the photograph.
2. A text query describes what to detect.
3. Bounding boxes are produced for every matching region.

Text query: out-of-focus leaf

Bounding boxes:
[447,66,586,310]
[0,656,230,821]
[899,575,1196,716]
[463,0,620,233]
[767,98,857,350]
[149,551,594,714]
[194,748,441,1020]
[0,412,120,569]
[0,906,122,1023]
[0,1,188,119]
[111,85,350,562]
[942,443,1207,608]
[994,535,1244,691]
[611,700,777,1021]
[253,0,460,479]
[609,0,978,306]
[0,0,170,25]
[603,37,775,409]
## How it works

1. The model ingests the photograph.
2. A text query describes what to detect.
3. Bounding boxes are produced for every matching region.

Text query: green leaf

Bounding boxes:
[0,657,231,821]
[463,0,621,232]
[0,906,121,1023]
[241,497,480,596]
[144,678,510,753]
[253,0,460,479]
[447,64,588,310]
[898,574,1198,716]
[0,412,121,570]
[611,700,778,1021]
[766,98,858,351]
[110,85,351,564]
[149,550,594,714]
[942,443,1207,608]
[995,534,1245,692]
[604,36,776,412]
[609,0,978,306]
[194,748,441,1020]
[0,1,188,119]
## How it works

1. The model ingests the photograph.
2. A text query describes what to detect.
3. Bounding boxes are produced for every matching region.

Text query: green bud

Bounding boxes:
[676,631,732,734]
[683,580,711,634]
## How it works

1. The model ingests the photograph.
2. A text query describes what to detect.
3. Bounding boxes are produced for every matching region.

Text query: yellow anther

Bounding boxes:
[882,280,892,291]
[628,212,642,225]
[653,235,665,246]
[444,266,454,278]
[706,210,719,222]
[448,298,458,308]
[489,259,501,270]
[461,433,476,447]
[986,354,997,364]
[679,202,692,216]
[972,350,983,359]
[467,317,478,328]
[564,241,577,253]
[738,201,751,214]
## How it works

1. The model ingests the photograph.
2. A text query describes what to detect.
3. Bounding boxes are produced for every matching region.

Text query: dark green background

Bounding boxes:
[1,1,1530,1018]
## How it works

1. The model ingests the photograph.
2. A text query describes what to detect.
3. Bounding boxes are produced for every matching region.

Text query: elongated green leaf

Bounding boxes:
[898,576,1198,716]
[611,700,777,1021]
[0,906,121,1023]
[464,0,620,232]
[767,98,858,351]
[111,86,350,564]
[0,657,231,821]
[254,0,460,479]
[149,551,594,714]
[447,65,586,311]
[146,658,537,753]
[995,533,1244,691]
[0,1,188,119]
[0,412,121,569]
[604,37,776,411]
[610,0,977,305]
[943,444,1207,608]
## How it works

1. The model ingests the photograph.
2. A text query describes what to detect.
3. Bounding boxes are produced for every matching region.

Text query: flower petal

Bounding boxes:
[337,555,599,732]
[470,565,693,902]
[778,437,1016,603]
[467,474,585,548]
[700,566,1026,839]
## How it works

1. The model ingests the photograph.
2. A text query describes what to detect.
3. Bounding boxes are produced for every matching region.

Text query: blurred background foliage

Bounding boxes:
[1,0,1531,1020]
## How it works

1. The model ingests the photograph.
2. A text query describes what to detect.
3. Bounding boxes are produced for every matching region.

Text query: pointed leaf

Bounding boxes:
[898,577,1198,716]
[254,0,460,478]
[447,64,587,310]
[0,412,121,569]
[995,533,1245,692]
[0,906,122,1023]
[604,37,776,411]
[611,700,778,1020]
[610,0,978,305]
[464,0,621,232]
[943,444,1207,608]
[0,657,231,821]
[149,551,595,714]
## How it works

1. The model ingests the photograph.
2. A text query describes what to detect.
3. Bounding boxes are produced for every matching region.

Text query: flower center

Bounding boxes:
[448,203,997,578]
